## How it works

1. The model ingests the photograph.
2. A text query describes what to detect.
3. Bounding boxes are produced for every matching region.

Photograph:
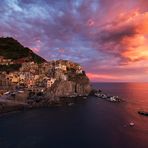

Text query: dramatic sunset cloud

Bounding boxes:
[0,0,148,82]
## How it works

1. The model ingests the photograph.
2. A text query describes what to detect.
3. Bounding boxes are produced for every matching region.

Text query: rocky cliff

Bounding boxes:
[0,37,92,111]
[48,76,91,98]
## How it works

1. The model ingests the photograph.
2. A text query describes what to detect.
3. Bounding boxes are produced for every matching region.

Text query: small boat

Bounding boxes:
[83,97,87,99]
[68,103,74,106]
[108,96,120,102]
[101,94,107,99]
[138,111,148,116]
[94,93,101,97]
[18,90,24,93]
[109,96,116,102]
[129,122,135,126]
[4,91,10,95]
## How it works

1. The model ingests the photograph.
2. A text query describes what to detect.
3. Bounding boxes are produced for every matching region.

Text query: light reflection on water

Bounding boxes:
[0,83,148,148]
[94,83,148,139]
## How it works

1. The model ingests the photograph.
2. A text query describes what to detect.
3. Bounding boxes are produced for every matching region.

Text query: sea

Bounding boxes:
[0,83,148,148]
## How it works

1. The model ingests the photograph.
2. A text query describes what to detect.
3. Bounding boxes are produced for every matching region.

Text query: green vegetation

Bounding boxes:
[0,64,21,72]
[0,37,45,63]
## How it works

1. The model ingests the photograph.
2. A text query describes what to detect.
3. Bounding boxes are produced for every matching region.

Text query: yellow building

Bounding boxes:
[11,75,19,83]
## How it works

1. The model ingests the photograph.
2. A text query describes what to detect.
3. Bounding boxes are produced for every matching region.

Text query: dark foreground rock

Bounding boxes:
[138,111,148,116]
[0,101,27,114]
[0,95,88,115]
[91,88,122,103]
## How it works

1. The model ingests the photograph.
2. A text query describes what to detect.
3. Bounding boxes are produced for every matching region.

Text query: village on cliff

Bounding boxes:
[0,37,92,114]
[0,53,92,113]
[0,57,84,91]
[0,37,121,114]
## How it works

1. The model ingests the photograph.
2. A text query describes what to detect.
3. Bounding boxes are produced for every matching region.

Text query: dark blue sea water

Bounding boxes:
[0,83,148,148]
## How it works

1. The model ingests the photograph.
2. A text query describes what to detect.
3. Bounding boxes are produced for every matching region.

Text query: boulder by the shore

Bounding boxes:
[0,100,27,114]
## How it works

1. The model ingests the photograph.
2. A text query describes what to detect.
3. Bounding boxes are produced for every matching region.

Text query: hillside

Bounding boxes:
[0,37,92,112]
[0,37,46,63]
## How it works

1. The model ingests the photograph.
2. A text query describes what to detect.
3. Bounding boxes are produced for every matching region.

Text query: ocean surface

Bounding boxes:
[0,83,148,148]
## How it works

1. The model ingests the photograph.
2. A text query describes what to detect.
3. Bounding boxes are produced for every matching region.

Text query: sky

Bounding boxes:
[0,0,148,82]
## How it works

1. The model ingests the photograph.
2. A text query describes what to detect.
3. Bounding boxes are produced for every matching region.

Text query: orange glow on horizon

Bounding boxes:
[86,72,148,82]
[86,73,118,81]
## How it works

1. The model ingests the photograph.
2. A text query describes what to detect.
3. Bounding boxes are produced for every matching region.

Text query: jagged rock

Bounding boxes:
[46,80,91,99]
[48,80,75,97]
[0,37,92,113]
[75,83,91,96]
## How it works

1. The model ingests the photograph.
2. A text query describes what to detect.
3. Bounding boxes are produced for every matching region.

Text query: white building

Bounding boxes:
[55,63,67,71]
[20,74,25,80]
[47,78,56,88]
[76,66,83,74]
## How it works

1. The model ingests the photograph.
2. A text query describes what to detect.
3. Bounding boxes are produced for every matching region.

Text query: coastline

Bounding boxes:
[0,94,88,116]
[0,87,123,116]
